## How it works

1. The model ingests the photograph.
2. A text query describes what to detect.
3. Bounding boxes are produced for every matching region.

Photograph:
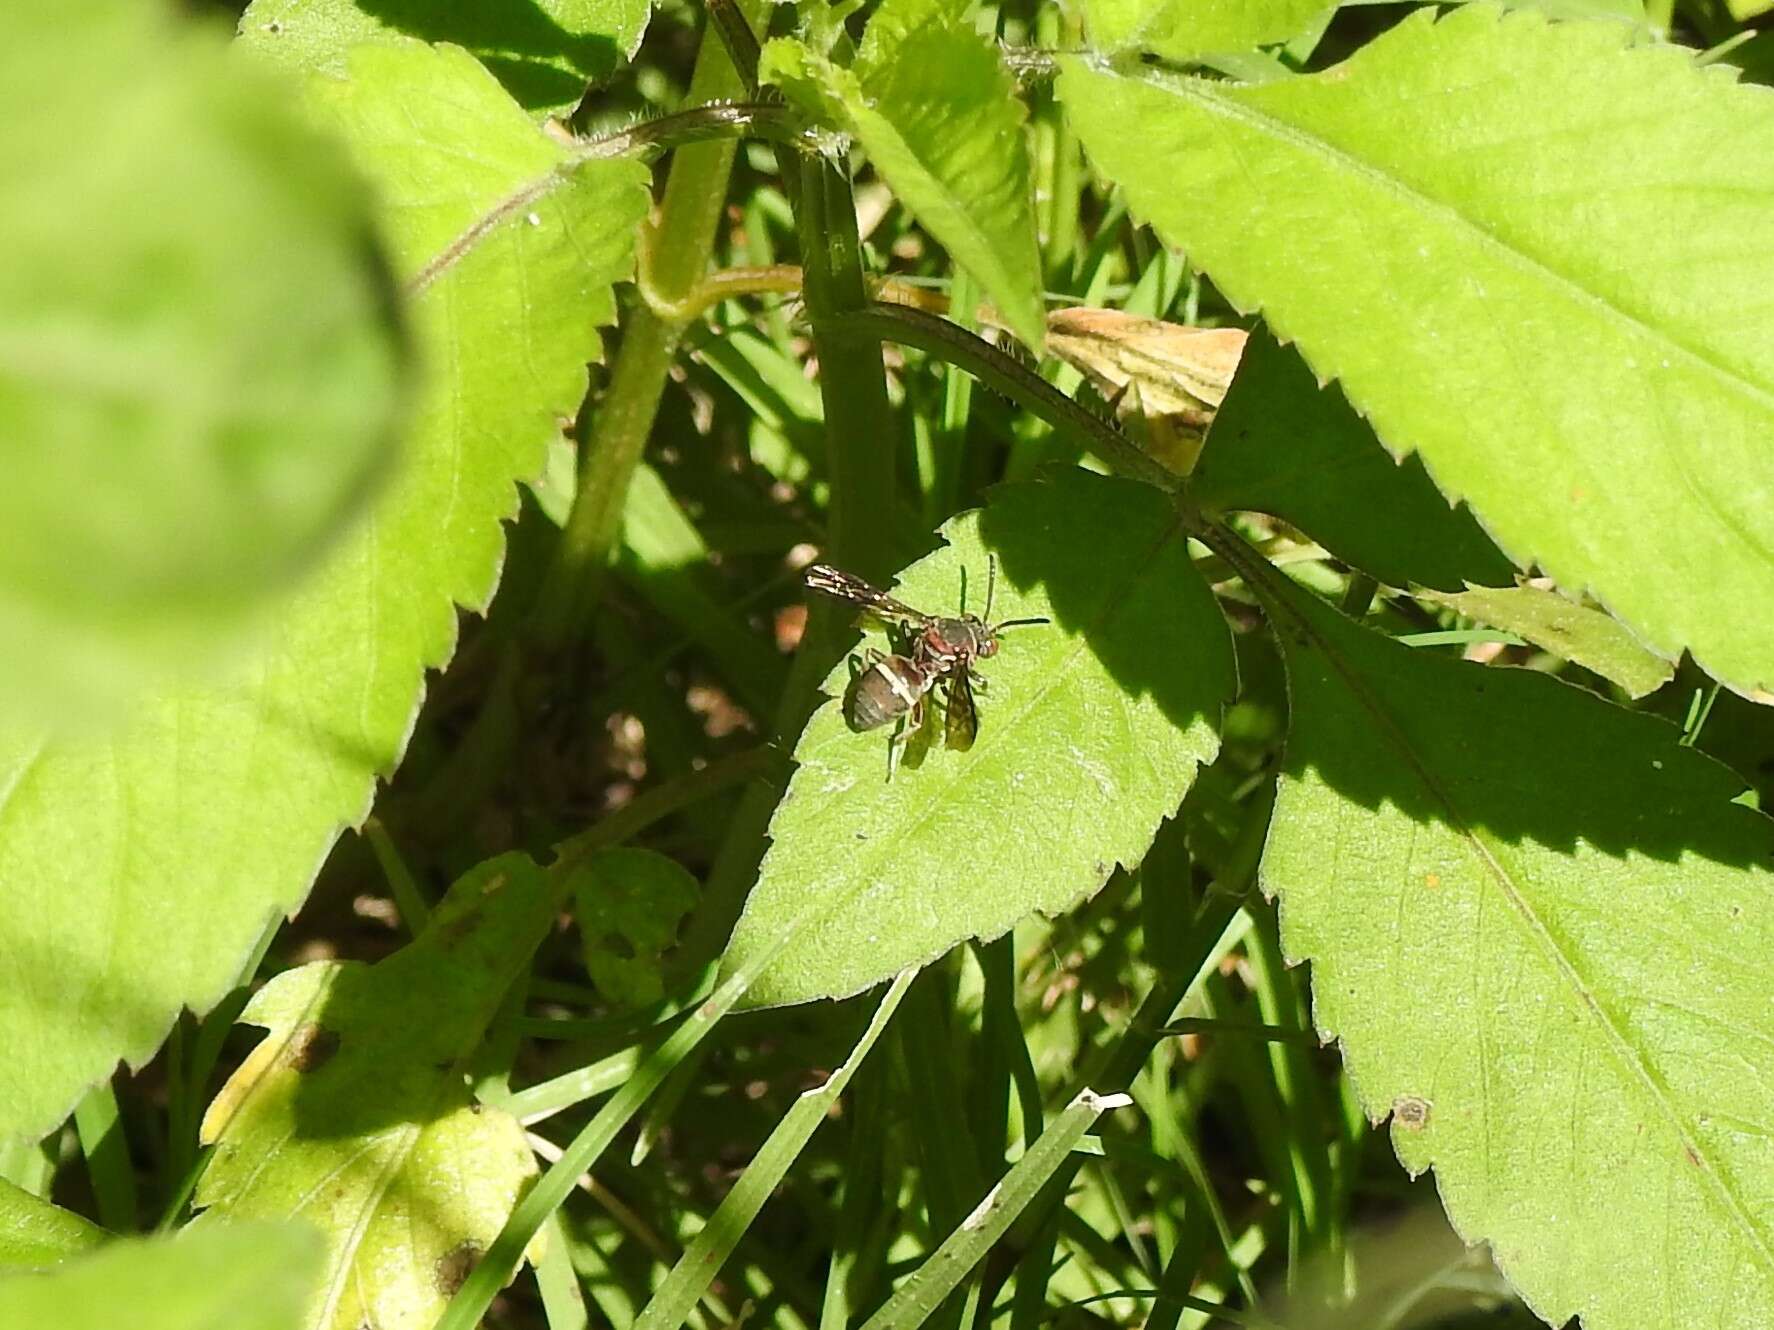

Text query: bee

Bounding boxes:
[804,559,1047,753]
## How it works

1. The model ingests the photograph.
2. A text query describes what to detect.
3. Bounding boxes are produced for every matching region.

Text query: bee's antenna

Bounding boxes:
[985,554,997,623]
[993,616,1049,632]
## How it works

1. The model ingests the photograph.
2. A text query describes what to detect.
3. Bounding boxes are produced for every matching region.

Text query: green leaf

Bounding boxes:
[0,3,405,721]
[0,1178,107,1270]
[722,471,1236,1007]
[0,1222,321,1330]
[760,19,1045,349]
[238,0,651,113]
[1196,329,1516,592]
[1082,0,1330,59]
[1258,572,1774,1330]
[1418,583,1674,697]
[1059,6,1774,694]
[0,40,648,1140]
[571,847,700,1009]
[195,856,553,1330]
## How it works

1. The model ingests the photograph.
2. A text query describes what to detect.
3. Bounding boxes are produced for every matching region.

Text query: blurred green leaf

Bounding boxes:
[1197,329,1516,592]
[723,471,1236,1006]
[0,3,406,720]
[1260,573,1774,1330]
[761,7,1046,348]
[1419,583,1674,696]
[238,0,651,112]
[195,856,552,1330]
[0,1222,321,1330]
[0,40,648,1140]
[1061,6,1774,695]
[571,847,700,1009]
[0,1178,107,1270]
[1082,0,1330,58]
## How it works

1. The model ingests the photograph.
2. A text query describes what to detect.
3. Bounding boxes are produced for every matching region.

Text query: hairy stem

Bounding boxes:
[530,4,768,647]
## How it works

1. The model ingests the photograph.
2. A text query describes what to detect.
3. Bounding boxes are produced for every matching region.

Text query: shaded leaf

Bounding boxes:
[1419,583,1674,697]
[1060,7,1774,693]
[196,856,553,1330]
[0,1222,321,1330]
[571,847,700,1010]
[1082,0,1330,59]
[723,471,1236,1006]
[1195,329,1516,592]
[0,41,647,1139]
[0,3,405,720]
[0,1179,106,1270]
[238,0,650,113]
[760,16,1045,348]
[1259,572,1774,1330]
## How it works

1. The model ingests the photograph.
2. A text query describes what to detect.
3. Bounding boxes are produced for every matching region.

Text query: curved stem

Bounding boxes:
[668,263,806,326]
[569,102,820,164]
[822,302,1184,495]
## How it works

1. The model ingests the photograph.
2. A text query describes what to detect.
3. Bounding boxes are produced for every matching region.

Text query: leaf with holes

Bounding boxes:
[0,40,647,1140]
[194,856,553,1330]
[722,470,1237,1006]
[1061,5,1774,695]
[1258,572,1774,1330]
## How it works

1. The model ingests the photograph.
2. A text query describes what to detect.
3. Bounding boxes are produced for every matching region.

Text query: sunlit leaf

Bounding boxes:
[195,856,553,1330]
[760,10,1045,349]
[1082,0,1330,60]
[1419,583,1674,697]
[1259,571,1774,1330]
[0,3,405,720]
[0,40,648,1139]
[238,0,651,112]
[1061,6,1774,693]
[723,471,1236,1006]
[0,1222,320,1330]
[0,1179,106,1269]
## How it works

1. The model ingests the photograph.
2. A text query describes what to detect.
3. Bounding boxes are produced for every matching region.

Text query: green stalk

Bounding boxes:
[679,150,901,973]
[531,3,768,647]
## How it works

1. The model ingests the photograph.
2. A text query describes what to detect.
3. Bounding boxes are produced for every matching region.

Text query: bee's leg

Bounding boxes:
[848,648,881,685]
[885,711,908,782]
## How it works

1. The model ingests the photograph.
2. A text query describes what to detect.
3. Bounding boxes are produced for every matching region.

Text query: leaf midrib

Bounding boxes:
[405,154,587,297]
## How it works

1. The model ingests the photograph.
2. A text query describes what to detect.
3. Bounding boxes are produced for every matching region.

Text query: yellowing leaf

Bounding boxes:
[195,856,555,1330]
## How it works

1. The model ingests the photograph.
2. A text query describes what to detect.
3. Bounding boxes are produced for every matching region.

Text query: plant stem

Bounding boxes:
[530,4,766,648]
[680,147,901,972]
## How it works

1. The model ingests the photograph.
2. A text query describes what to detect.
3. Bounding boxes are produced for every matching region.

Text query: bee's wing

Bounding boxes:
[805,564,929,628]
[901,688,940,770]
[944,667,978,751]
